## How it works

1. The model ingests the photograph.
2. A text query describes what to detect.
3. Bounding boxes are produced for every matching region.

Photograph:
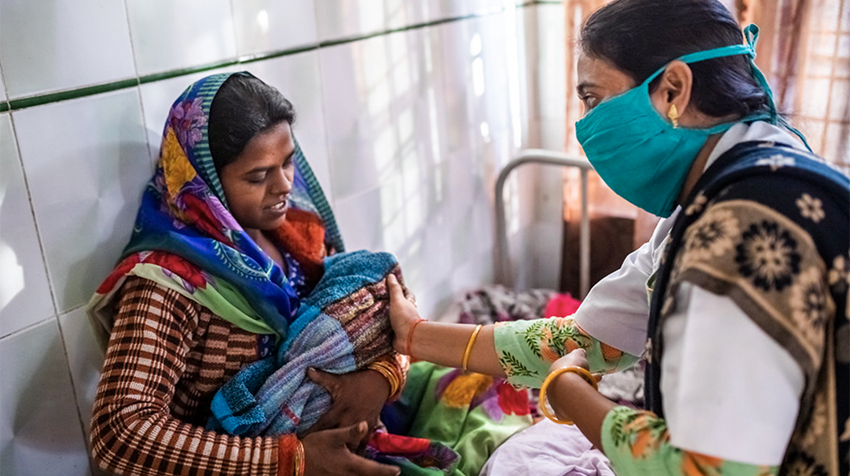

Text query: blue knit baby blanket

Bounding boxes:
[208,250,401,437]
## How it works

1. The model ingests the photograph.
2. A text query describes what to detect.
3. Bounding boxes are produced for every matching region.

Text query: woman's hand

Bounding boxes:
[386,273,422,354]
[302,422,400,476]
[304,368,390,446]
[546,348,594,422]
[548,348,591,374]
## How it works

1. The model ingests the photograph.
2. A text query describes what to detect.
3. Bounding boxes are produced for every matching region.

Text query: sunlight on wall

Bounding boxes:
[472,60,485,97]
[508,174,521,235]
[0,166,25,312]
[480,121,491,143]
[423,35,444,202]
[471,34,486,97]
[502,2,523,149]
[361,37,397,185]
[0,242,25,313]
[256,10,269,34]
[470,32,482,56]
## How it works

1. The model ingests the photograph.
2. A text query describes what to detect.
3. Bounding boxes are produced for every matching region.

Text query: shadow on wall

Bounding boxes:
[59,141,153,311]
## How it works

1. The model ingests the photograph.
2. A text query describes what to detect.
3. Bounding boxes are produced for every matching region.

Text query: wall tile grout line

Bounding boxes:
[0,55,10,112]
[311,0,337,211]
[4,1,552,113]
[5,115,60,323]
[122,0,157,169]
[0,312,58,341]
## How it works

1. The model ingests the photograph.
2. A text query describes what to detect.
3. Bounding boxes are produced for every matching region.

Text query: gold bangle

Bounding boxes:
[461,324,483,370]
[538,366,599,425]
[367,359,401,399]
[293,438,305,476]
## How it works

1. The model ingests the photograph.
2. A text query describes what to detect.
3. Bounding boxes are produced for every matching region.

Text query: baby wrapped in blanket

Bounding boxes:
[208,250,410,437]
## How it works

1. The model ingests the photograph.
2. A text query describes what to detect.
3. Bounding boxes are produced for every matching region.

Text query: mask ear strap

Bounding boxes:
[742,25,776,125]
[743,24,813,151]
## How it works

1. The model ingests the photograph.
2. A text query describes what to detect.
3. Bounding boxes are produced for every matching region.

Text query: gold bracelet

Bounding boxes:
[293,438,305,476]
[461,324,483,370]
[538,366,599,425]
[367,359,401,399]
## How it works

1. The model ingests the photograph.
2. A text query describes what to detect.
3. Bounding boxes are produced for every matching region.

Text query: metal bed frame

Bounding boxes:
[494,149,593,298]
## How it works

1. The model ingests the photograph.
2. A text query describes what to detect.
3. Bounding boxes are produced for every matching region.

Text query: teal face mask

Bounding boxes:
[575,24,806,218]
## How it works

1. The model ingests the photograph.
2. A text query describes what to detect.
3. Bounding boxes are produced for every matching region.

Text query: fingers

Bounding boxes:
[345,421,369,449]
[338,429,400,476]
[386,274,404,302]
[307,367,337,391]
[550,347,590,373]
[303,424,400,476]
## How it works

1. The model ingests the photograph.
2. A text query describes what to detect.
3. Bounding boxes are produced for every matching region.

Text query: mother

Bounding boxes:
[88,72,403,476]
[387,1,849,474]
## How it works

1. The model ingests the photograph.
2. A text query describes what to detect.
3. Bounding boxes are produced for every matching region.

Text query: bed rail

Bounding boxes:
[494,149,593,298]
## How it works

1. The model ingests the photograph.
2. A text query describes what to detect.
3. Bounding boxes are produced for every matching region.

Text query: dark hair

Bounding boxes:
[579,0,770,118]
[208,72,296,172]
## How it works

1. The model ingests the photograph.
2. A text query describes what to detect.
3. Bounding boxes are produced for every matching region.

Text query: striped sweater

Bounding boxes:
[90,276,406,475]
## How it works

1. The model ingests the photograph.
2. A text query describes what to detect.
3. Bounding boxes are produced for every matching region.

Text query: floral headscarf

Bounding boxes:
[87,72,343,350]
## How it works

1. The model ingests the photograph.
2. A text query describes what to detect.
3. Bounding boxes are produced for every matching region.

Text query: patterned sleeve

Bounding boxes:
[493,317,640,388]
[89,277,290,476]
[601,406,778,475]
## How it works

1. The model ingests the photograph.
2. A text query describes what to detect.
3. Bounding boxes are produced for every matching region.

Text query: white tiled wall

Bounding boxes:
[0,114,55,338]
[232,0,318,57]
[126,0,239,76]
[0,2,567,474]
[0,0,136,99]
[15,91,151,314]
[0,319,90,476]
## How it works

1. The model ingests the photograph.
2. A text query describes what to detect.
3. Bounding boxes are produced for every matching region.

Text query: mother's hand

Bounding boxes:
[304,367,390,446]
[302,422,399,476]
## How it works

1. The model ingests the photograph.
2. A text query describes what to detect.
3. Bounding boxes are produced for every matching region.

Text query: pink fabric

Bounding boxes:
[543,293,582,318]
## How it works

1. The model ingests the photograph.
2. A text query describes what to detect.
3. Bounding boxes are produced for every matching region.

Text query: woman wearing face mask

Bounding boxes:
[88,72,404,476]
[386,0,850,474]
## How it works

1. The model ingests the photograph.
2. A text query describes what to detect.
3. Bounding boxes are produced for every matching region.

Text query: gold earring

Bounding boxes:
[668,104,679,128]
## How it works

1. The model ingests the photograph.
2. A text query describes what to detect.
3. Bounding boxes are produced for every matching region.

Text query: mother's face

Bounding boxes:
[219,121,296,234]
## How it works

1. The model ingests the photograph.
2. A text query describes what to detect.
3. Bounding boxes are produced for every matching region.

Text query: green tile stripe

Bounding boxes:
[2,1,558,112]
[7,78,141,110]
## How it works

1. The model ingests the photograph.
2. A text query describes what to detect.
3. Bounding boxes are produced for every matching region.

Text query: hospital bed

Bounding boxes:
[494,149,593,298]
